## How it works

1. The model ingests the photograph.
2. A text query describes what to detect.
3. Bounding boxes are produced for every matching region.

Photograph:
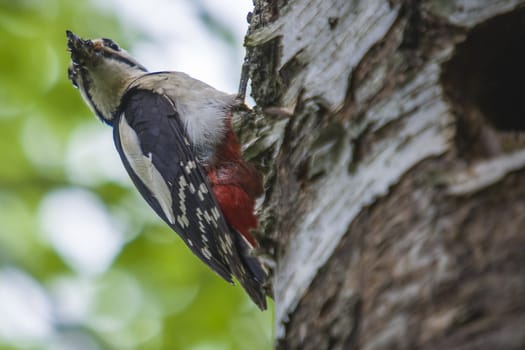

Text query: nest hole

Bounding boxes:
[442,7,525,158]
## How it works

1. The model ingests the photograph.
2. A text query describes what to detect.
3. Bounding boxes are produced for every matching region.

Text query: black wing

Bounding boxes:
[113,88,266,308]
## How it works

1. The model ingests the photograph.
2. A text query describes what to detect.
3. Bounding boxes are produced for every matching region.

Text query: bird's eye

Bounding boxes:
[102,38,121,51]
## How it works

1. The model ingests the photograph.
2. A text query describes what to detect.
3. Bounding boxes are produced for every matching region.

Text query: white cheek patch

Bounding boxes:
[118,114,175,224]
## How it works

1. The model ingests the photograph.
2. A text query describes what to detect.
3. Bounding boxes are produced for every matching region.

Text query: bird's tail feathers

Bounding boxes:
[231,231,268,310]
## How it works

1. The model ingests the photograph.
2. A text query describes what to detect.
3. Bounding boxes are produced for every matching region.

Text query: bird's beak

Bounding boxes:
[66,30,93,65]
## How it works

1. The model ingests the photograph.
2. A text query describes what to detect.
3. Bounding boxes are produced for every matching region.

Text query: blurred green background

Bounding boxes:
[0,0,272,349]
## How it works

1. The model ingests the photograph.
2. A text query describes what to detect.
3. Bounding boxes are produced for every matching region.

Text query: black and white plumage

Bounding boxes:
[66,31,267,309]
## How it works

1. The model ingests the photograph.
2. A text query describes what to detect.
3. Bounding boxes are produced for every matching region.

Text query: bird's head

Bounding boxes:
[66,30,147,124]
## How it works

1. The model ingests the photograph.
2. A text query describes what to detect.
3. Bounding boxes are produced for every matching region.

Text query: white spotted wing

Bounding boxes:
[113,88,237,282]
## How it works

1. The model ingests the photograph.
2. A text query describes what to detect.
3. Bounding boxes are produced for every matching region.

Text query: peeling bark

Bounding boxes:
[240,0,525,348]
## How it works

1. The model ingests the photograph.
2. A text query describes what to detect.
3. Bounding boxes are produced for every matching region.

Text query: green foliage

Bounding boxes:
[0,1,272,349]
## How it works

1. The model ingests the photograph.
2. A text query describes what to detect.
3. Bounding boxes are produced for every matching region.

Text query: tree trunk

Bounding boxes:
[240,0,525,349]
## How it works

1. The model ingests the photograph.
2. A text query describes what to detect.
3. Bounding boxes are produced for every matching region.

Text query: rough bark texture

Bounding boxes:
[237,0,525,349]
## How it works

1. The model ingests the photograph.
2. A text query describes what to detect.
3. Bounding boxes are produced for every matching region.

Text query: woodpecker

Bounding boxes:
[66,31,267,309]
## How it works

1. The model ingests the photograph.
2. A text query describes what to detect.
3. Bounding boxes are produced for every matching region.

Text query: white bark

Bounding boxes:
[245,0,525,348]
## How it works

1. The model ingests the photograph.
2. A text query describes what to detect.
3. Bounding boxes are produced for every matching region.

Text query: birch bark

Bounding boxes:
[239,1,525,348]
